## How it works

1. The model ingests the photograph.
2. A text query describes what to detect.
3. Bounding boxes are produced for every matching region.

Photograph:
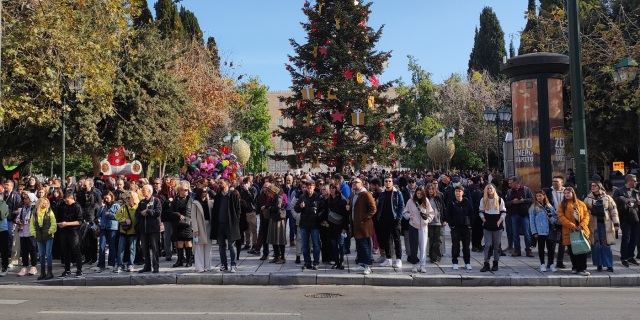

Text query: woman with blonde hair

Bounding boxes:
[584,181,619,272]
[558,187,591,276]
[114,191,139,273]
[479,183,506,272]
[170,181,193,268]
[30,197,57,280]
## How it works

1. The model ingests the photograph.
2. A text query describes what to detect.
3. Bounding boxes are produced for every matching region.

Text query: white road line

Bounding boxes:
[39,311,301,316]
[0,300,28,305]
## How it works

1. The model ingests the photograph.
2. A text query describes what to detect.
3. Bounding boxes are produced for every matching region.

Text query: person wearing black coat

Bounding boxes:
[322,183,349,270]
[210,178,241,272]
[57,192,84,277]
[169,181,193,268]
[294,180,323,269]
[445,185,473,270]
[135,185,163,273]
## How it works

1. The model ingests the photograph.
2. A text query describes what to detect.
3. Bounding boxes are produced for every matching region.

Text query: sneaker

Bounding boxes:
[380,259,391,267]
[556,263,566,269]
[219,265,228,272]
[8,263,14,270]
[540,264,547,272]
[28,266,38,276]
[549,264,557,272]
[91,266,103,272]
[579,270,590,276]
[353,265,365,272]
[411,265,418,273]
[375,255,386,263]
[607,267,614,272]
[75,270,84,277]
[18,267,27,277]
[452,264,459,270]
[622,260,630,267]
[127,265,135,272]
[59,270,72,278]
[113,267,123,273]
[312,265,319,270]
[571,269,578,274]
[628,258,640,266]
[229,265,237,273]
[363,266,372,275]
[465,264,472,270]
[0,269,7,277]
[419,266,427,273]
[393,259,402,268]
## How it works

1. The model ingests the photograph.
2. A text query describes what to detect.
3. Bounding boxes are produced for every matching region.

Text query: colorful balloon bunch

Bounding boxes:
[182,146,243,181]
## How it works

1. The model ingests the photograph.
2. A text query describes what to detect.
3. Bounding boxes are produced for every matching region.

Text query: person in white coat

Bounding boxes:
[192,189,213,272]
[403,186,434,273]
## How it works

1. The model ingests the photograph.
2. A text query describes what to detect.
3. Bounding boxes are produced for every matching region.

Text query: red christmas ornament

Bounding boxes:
[306,76,312,82]
[319,46,328,55]
[349,158,355,164]
[275,157,280,162]
[385,99,390,105]
[378,121,384,127]
[271,132,277,137]
[292,120,296,125]
[332,134,338,146]
[280,110,285,116]
[299,154,304,161]
[326,40,332,45]
[286,66,290,70]
[288,56,293,62]
[382,139,387,149]
[315,91,323,99]
[296,100,301,108]
[330,110,344,123]
[296,147,301,152]
[325,142,330,147]
[315,125,321,133]
[342,68,354,80]
[304,1,309,7]
[388,53,393,58]
[312,28,317,33]
[389,132,395,142]
[353,55,358,60]
[312,62,317,67]
[301,100,308,106]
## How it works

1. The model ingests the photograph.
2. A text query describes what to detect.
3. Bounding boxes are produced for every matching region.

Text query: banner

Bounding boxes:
[548,78,566,180]
[512,79,541,191]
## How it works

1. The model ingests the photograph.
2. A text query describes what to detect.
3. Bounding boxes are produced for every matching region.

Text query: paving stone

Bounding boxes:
[270,273,317,285]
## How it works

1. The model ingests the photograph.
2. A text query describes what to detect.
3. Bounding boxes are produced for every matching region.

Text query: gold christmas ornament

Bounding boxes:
[356,72,364,84]
[351,108,365,126]
[313,44,318,58]
[301,85,315,100]
[232,139,251,165]
[335,18,341,29]
[367,96,375,108]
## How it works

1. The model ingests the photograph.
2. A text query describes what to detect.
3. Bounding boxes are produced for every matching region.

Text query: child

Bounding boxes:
[30,197,57,280]
[529,190,558,272]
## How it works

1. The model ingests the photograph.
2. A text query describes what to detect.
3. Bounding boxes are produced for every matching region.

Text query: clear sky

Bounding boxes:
[170,1,527,91]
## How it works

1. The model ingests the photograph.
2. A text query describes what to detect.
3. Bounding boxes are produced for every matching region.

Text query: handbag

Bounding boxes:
[547,224,560,243]
[328,211,343,225]
[570,230,591,255]
[119,205,133,231]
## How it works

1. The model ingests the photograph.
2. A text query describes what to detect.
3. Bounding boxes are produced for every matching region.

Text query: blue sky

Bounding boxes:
[170,1,527,91]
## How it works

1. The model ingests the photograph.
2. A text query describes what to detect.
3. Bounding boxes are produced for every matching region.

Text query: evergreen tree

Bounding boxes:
[519,0,538,54]
[206,36,221,72]
[154,0,184,39]
[134,0,153,27]
[467,7,507,79]
[540,0,564,14]
[179,6,203,42]
[278,0,396,172]
[509,39,516,58]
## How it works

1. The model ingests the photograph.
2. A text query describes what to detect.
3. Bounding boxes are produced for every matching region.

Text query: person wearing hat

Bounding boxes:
[294,179,323,270]
[264,185,287,264]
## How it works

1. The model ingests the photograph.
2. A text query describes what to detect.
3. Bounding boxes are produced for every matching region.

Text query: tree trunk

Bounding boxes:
[91,154,102,178]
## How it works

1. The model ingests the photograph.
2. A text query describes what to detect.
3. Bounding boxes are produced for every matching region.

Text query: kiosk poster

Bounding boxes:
[511,79,541,191]
[548,78,566,179]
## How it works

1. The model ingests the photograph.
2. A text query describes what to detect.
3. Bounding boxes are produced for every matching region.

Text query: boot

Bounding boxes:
[173,248,184,268]
[37,265,46,280]
[480,262,490,272]
[511,250,521,257]
[184,247,193,268]
[46,265,54,280]
[491,261,499,271]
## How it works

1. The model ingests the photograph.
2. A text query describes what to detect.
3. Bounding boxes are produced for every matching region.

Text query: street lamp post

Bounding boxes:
[62,76,84,183]
[436,128,456,172]
[483,107,512,171]
[613,56,639,163]
[260,145,265,173]
[222,132,241,152]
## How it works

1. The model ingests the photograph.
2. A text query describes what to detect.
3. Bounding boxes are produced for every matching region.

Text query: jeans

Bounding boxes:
[620,221,640,261]
[299,227,320,266]
[117,233,137,268]
[37,239,54,266]
[378,220,402,260]
[140,232,160,271]
[450,226,471,264]
[98,229,118,268]
[355,237,373,266]
[535,235,556,266]
[511,214,531,251]
[7,222,14,260]
[592,221,613,268]
[330,230,345,263]
[217,224,237,267]
[0,231,8,270]
[286,210,297,242]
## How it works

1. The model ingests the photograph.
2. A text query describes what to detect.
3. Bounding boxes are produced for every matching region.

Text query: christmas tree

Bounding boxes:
[275,0,397,173]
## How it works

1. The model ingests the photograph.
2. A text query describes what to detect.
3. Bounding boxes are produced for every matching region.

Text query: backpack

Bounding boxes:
[591,196,605,218]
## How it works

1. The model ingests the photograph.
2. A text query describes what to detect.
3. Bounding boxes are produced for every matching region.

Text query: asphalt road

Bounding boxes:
[0,286,638,320]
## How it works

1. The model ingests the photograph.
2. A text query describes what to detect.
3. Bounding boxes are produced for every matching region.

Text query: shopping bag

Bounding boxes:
[570,231,591,255]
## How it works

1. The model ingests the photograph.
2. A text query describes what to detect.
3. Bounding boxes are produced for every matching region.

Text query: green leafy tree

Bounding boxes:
[229,78,273,173]
[279,0,397,172]
[154,0,184,39]
[468,7,507,79]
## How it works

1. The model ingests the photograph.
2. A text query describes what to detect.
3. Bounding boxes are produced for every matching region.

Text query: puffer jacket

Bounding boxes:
[294,191,323,229]
[30,208,57,242]
[97,202,121,231]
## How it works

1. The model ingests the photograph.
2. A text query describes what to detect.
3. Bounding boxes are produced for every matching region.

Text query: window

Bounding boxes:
[278,118,284,126]
[279,140,285,148]
[278,101,283,107]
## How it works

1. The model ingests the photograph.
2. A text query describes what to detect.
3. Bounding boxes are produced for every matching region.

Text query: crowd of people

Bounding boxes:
[0,168,638,278]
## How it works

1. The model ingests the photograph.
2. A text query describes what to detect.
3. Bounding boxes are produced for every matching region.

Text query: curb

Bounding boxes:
[22,272,639,287]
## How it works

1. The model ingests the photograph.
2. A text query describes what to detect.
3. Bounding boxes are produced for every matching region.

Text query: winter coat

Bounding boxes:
[210,190,241,242]
[322,194,349,232]
[445,197,473,229]
[375,187,405,221]
[97,202,121,231]
[529,203,557,236]
[135,196,162,234]
[584,192,619,245]
[612,186,639,224]
[294,191,323,229]
[266,194,287,245]
[403,198,434,230]
[348,189,377,239]
[16,204,36,238]
[191,200,210,245]
[170,196,193,240]
[30,208,57,242]
[557,199,590,247]
[115,204,138,235]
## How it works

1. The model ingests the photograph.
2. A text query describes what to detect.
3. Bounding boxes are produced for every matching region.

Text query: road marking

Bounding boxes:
[0,300,27,305]
[39,311,301,316]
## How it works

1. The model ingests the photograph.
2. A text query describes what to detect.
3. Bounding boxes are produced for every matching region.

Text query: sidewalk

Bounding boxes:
[1,229,639,287]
